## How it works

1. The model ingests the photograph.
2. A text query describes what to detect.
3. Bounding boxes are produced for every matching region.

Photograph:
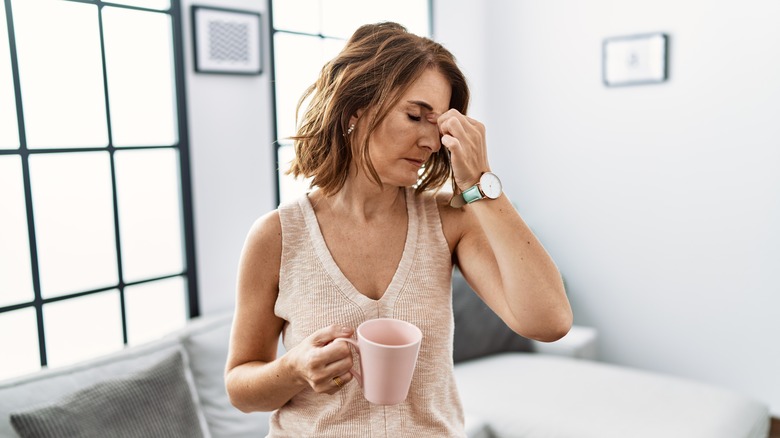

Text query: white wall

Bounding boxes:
[437,0,780,415]
[431,0,488,121]
[182,0,779,414]
[180,0,276,315]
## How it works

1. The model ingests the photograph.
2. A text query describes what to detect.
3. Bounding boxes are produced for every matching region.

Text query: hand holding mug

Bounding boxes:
[287,324,355,395]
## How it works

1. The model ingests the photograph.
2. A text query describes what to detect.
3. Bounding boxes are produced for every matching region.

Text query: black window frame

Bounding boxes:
[0,0,198,371]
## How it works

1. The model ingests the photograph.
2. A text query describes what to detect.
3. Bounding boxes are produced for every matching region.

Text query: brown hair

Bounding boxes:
[288,22,470,196]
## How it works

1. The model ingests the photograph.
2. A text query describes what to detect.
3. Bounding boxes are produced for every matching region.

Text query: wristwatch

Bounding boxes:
[449,172,503,208]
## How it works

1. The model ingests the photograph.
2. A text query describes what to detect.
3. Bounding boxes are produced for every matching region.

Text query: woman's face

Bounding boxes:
[359,68,452,188]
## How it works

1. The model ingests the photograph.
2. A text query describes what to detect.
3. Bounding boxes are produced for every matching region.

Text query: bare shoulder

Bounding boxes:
[238,209,282,287]
[246,209,282,249]
[235,208,283,322]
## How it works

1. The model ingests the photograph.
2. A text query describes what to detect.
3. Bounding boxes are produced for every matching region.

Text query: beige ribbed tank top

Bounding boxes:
[270,187,465,437]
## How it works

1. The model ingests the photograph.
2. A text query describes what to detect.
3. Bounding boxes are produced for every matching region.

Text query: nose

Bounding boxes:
[420,113,441,152]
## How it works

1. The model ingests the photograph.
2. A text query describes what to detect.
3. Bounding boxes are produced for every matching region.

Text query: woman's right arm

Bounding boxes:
[224,210,355,412]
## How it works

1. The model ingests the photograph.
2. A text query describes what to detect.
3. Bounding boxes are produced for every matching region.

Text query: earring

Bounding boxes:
[346,124,355,135]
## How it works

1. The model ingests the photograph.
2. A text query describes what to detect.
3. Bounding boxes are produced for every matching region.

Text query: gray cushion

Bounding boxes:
[10,351,208,438]
[452,268,532,363]
[182,312,272,437]
[0,338,185,438]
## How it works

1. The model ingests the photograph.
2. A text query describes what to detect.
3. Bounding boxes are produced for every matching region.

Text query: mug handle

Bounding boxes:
[332,338,363,387]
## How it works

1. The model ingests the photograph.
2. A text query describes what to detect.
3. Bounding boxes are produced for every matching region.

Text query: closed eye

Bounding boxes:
[408,114,422,122]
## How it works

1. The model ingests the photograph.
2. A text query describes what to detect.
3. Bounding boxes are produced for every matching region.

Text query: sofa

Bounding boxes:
[449,270,770,438]
[0,273,770,437]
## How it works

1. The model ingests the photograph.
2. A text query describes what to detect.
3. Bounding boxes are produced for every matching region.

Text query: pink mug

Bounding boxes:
[333,318,422,405]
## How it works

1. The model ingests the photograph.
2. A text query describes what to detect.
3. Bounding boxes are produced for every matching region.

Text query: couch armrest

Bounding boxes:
[530,325,597,360]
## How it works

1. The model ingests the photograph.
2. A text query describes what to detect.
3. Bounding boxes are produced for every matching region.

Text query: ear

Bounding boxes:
[350,108,366,126]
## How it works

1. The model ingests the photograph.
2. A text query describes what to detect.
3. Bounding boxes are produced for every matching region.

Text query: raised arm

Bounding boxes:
[436,109,572,342]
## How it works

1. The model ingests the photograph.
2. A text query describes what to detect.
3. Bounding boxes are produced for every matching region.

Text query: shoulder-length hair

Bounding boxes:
[288,22,470,196]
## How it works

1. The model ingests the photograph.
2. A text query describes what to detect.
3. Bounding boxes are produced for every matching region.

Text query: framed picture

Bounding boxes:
[603,33,668,87]
[191,6,262,75]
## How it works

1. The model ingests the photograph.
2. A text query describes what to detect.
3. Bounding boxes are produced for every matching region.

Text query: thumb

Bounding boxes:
[310,324,354,346]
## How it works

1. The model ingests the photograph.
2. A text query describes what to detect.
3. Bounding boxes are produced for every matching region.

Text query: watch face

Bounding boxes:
[480,172,502,199]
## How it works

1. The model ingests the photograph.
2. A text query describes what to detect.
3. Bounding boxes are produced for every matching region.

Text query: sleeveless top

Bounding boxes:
[270,188,465,437]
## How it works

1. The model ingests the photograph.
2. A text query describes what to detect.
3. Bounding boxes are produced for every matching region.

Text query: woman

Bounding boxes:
[225,22,572,437]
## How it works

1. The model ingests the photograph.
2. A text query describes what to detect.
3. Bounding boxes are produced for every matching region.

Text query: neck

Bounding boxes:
[314,181,406,224]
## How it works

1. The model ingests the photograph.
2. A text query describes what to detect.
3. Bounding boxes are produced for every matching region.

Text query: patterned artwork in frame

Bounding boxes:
[191,6,262,75]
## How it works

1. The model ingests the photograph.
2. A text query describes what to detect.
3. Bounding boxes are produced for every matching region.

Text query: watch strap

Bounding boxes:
[461,185,483,204]
[449,172,503,208]
[449,192,466,208]
[449,183,483,208]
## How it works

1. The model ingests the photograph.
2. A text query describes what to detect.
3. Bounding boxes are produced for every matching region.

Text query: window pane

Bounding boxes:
[0,1,19,150]
[102,0,170,11]
[278,142,311,204]
[0,156,33,307]
[115,148,184,282]
[103,7,177,147]
[43,290,123,368]
[30,152,118,298]
[321,0,430,39]
[0,308,40,380]
[272,0,321,34]
[125,276,186,346]
[274,33,343,142]
[12,0,108,148]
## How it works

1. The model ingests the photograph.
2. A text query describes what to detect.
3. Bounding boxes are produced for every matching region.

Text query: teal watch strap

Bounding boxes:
[450,172,502,208]
[461,185,483,204]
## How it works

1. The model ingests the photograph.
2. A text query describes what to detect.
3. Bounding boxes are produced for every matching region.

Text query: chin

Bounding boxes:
[380,173,420,189]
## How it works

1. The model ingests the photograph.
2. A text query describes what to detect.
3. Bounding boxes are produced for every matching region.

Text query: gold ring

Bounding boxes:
[332,376,344,388]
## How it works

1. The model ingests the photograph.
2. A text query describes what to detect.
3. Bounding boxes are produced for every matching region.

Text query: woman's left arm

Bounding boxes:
[436,110,572,342]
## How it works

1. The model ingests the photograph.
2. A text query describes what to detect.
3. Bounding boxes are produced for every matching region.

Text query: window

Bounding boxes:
[269,0,432,205]
[0,0,197,380]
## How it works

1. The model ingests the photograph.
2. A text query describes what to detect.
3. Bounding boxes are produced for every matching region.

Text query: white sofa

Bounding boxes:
[0,309,770,437]
[457,351,770,438]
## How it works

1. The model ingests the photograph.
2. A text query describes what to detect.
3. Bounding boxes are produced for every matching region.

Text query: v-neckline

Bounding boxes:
[299,188,419,306]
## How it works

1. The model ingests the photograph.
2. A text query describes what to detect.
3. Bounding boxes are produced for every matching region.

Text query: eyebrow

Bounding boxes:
[406,100,434,111]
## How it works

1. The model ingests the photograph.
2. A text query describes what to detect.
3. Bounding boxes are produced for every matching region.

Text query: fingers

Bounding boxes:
[435,109,489,189]
[326,371,355,395]
[436,110,485,153]
[291,325,356,395]
[307,351,354,394]
[441,134,460,152]
[311,324,354,346]
[436,109,485,134]
[307,326,354,371]
[332,375,345,388]
[321,344,354,373]
[438,111,468,141]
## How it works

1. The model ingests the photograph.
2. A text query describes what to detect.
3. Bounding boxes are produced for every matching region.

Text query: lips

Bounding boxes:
[404,158,426,167]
